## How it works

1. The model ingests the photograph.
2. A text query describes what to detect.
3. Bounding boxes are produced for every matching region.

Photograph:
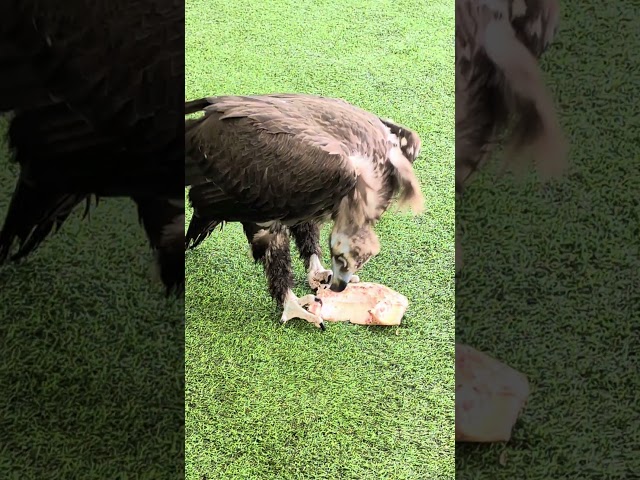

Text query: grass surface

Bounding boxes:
[456,2,639,478]
[0,116,185,477]
[185,1,454,478]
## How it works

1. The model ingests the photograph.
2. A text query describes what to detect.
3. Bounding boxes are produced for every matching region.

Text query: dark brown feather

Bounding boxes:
[0,0,184,294]
[185,94,426,309]
[185,94,402,226]
[456,0,566,193]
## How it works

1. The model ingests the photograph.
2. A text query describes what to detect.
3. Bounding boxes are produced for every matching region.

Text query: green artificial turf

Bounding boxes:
[0,115,185,478]
[185,1,455,478]
[456,2,639,478]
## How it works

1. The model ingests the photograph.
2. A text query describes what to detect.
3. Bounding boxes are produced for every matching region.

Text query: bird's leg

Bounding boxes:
[290,222,331,289]
[280,289,325,331]
[243,222,325,330]
[306,253,334,290]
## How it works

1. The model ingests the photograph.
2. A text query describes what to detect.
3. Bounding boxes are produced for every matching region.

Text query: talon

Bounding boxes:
[314,297,323,305]
[281,289,325,329]
[319,322,326,331]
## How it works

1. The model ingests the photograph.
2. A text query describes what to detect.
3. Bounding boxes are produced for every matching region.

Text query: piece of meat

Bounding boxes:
[306,282,408,325]
[456,344,530,442]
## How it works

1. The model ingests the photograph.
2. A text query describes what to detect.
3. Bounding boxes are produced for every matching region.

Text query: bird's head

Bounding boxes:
[328,223,380,292]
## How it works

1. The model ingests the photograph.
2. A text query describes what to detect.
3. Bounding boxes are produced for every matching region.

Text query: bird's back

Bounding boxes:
[191,94,391,160]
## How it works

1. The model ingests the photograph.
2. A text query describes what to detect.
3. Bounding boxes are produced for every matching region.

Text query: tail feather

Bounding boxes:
[185,214,222,250]
[185,180,228,249]
[0,180,87,263]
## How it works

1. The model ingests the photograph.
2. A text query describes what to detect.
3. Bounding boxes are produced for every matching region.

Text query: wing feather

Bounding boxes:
[186,94,394,224]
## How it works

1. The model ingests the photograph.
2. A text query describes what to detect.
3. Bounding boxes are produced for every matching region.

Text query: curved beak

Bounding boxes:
[330,257,352,292]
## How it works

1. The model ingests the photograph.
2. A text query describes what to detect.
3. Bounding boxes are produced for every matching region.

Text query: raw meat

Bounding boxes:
[306,282,409,325]
[456,344,530,442]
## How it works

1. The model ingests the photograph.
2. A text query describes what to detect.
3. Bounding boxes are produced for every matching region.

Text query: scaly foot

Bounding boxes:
[280,290,325,330]
[307,254,333,290]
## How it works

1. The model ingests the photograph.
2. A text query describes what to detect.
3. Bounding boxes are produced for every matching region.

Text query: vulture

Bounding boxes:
[185,94,424,330]
[0,0,184,295]
[455,0,567,271]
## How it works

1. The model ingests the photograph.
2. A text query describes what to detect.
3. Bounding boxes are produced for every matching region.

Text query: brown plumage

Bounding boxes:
[456,0,567,193]
[455,0,567,272]
[185,93,424,329]
[0,0,184,294]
